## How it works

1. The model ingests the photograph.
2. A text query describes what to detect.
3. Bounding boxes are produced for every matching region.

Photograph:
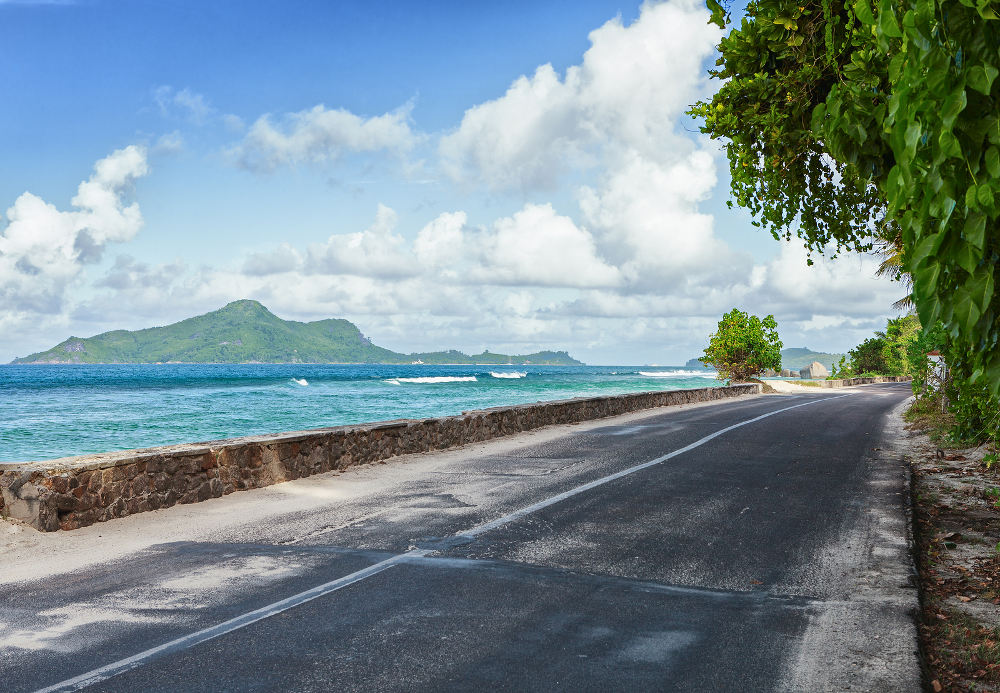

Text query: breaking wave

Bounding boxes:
[291,378,309,386]
[490,371,526,379]
[384,376,478,385]
[639,370,715,378]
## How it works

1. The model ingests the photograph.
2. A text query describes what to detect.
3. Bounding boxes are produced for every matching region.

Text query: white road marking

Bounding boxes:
[461,395,849,538]
[33,393,849,693]
[32,550,431,693]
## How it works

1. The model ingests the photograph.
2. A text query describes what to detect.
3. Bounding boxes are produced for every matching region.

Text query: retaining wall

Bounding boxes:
[815,376,912,388]
[0,384,759,532]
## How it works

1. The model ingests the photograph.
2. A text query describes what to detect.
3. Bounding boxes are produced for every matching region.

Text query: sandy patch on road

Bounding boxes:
[0,552,322,654]
[761,379,826,393]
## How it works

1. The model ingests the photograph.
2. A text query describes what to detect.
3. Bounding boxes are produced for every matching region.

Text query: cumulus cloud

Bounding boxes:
[286,203,619,289]
[304,204,415,279]
[232,104,416,173]
[96,254,185,291]
[440,0,721,191]
[440,63,586,191]
[0,145,148,314]
[470,204,621,288]
[242,244,303,276]
[439,0,736,295]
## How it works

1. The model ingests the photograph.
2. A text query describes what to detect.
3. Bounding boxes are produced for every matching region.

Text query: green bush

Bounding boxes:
[701,309,783,382]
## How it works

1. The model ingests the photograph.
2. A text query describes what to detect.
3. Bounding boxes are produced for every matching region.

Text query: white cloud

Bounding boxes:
[746,243,904,320]
[304,204,415,279]
[306,203,620,289]
[440,0,721,191]
[413,211,468,271]
[242,244,303,276]
[578,149,742,286]
[153,131,184,154]
[0,145,148,315]
[232,104,416,173]
[472,203,621,288]
[154,86,213,124]
[439,64,585,191]
[439,0,736,295]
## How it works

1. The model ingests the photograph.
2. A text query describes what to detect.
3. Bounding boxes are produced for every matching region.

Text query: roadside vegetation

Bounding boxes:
[691,0,1000,399]
[699,308,782,383]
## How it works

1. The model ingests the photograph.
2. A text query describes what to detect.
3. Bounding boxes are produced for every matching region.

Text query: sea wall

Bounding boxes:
[0,384,760,532]
[816,376,912,388]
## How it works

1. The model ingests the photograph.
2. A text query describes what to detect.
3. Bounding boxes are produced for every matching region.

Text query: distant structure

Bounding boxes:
[799,361,830,379]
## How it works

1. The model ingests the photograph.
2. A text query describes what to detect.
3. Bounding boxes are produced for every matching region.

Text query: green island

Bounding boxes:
[10,300,583,366]
[685,346,846,373]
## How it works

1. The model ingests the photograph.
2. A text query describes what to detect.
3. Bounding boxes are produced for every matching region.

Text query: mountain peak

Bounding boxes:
[218,299,271,314]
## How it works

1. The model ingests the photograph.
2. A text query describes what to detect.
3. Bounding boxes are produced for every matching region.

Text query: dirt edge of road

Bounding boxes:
[901,401,1000,691]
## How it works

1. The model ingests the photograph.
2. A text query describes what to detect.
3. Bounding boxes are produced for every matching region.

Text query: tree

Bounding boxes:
[701,308,783,381]
[691,0,1000,395]
[883,314,921,374]
[849,336,890,374]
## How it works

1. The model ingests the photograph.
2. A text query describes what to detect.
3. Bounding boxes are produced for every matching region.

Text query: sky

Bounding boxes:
[0,0,907,365]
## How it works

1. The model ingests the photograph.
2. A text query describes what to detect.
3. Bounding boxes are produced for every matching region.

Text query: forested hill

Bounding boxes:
[685,346,846,372]
[11,300,584,366]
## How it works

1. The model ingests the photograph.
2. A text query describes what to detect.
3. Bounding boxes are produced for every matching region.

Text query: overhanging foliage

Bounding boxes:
[692,0,1000,394]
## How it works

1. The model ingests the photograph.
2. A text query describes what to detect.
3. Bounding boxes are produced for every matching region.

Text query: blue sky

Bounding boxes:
[0,0,903,364]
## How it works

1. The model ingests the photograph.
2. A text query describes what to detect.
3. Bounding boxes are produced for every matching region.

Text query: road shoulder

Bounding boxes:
[781,395,922,691]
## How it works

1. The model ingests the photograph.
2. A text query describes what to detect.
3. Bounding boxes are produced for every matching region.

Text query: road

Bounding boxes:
[0,384,920,692]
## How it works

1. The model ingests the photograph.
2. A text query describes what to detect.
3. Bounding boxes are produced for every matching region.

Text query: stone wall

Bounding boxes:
[0,384,759,532]
[815,376,912,388]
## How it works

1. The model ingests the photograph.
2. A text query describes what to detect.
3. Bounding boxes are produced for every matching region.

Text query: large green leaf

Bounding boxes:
[953,288,983,333]
[966,269,995,312]
[878,0,903,37]
[854,0,875,23]
[964,212,987,249]
[967,64,999,95]
[986,147,1000,177]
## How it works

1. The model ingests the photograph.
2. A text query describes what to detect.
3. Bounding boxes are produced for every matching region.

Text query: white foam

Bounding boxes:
[490,371,526,379]
[291,378,308,387]
[393,376,477,384]
[383,379,401,385]
[639,370,715,378]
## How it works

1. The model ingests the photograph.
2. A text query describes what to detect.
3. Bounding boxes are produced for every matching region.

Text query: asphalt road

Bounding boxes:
[0,384,921,692]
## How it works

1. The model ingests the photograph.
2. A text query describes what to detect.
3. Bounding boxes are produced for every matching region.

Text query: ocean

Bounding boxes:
[0,364,720,463]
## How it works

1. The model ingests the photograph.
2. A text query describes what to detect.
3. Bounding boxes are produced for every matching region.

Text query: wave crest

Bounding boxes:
[386,376,478,384]
[490,371,526,379]
[639,370,715,378]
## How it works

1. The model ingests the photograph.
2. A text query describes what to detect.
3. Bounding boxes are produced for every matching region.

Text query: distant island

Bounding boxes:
[11,300,584,366]
[685,346,846,372]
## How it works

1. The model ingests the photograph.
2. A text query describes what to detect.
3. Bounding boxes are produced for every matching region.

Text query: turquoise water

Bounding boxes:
[0,364,720,463]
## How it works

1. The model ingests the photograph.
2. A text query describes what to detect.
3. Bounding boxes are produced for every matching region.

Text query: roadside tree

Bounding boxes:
[701,309,783,382]
[690,0,1000,396]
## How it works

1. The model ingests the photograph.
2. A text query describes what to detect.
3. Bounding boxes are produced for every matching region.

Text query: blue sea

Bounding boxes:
[0,364,720,463]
